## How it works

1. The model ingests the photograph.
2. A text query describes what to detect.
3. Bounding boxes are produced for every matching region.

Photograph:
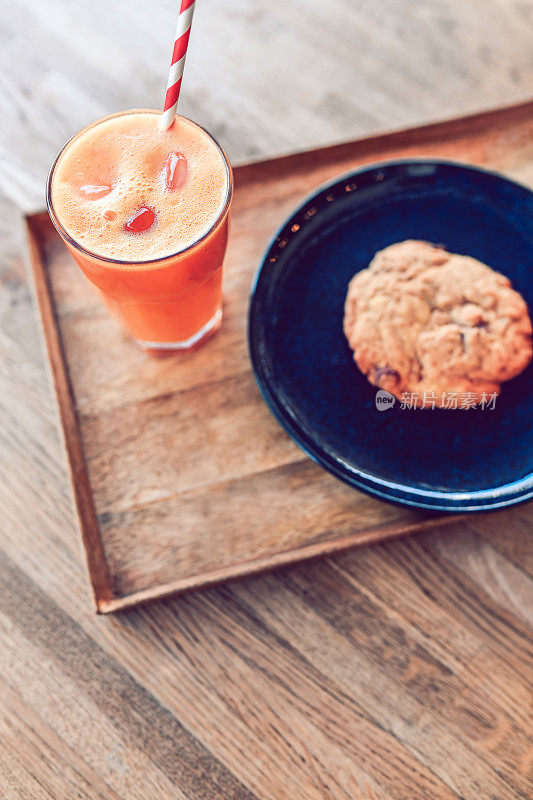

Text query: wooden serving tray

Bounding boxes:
[26,101,533,613]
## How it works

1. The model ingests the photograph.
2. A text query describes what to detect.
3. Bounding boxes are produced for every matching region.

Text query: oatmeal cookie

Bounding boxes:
[343,240,532,407]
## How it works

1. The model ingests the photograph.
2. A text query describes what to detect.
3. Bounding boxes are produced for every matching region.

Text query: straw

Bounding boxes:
[160,0,196,130]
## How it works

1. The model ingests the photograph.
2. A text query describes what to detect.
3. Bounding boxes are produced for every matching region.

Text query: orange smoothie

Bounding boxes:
[47,110,232,348]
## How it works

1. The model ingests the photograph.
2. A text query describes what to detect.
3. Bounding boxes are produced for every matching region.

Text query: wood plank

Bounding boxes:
[329,534,533,728]
[0,743,56,800]
[0,550,473,800]
[1,550,468,800]
[0,557,258,800]
[0,680,122,800]
[229,564,532,799]
[469,509,533,576]
[423,524,533,626]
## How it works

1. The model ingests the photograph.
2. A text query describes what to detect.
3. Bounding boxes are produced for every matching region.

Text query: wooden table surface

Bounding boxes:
[1,2,532,798]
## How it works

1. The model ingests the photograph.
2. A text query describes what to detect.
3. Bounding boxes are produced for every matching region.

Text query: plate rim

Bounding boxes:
[248,157,533,512]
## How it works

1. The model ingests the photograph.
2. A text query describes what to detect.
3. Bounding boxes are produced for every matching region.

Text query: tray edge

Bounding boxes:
[97,513,459,613]
[24,213,115,613]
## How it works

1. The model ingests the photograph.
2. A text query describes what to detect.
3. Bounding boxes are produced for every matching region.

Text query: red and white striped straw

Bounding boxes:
[160,0,196,130]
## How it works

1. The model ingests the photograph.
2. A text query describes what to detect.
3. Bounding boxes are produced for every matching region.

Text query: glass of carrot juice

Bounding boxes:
[47,109,233,350]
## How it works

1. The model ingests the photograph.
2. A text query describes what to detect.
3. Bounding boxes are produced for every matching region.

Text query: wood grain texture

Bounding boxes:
[1,1,533,797]
[2,0,533,211]
[28,102,533,612]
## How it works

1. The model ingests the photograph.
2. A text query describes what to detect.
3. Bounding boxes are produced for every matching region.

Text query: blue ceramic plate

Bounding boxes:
[248,160,533,511]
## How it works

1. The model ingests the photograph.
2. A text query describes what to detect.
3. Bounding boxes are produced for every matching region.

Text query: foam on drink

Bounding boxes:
[50,111,229,261]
